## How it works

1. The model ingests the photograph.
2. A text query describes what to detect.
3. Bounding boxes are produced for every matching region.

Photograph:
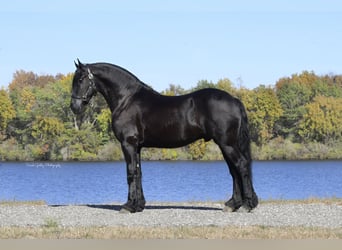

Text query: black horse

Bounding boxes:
[70,60,258,213]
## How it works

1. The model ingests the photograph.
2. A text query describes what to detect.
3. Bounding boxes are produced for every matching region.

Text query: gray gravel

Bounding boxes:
[0,202,341,228]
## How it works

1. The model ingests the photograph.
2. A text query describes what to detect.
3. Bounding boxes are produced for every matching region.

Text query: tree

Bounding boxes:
[96,108,113,143]
[276,71,342,140]
[0,89,16,136]
[192,79,216,91]
[31,116,64,140]
[216,78,236,95]
[33,76,73,123]
[67,124,101,160]
[188,139,207,160]
[299,96,342,142]
[240,86,283,145]
[8,70,58,91]
[276,81,311,138]
[29,116,65,160]
[8,70,37,92]
[161,84,186,96]
[9,86,36,122]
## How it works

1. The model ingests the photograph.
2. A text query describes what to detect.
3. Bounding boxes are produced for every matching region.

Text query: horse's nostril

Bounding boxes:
[70,100,83,114]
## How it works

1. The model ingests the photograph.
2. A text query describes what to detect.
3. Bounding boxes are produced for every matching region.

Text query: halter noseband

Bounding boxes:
[72,69,97,102]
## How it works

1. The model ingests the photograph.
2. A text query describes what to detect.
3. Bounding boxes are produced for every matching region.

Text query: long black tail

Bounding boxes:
[236,98,258,209]
[236,99,252,178]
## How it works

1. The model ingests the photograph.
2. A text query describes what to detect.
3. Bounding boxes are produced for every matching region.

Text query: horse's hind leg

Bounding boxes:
[223,164,243,212]
[220,146,243,211]
[220,145,258,212]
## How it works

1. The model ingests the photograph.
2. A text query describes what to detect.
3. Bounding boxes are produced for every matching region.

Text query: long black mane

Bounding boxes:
[90,62,157,93]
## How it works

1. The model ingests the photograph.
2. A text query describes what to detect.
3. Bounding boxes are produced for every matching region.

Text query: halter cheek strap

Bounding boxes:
[87,68,94,80]
[72,69,97,102]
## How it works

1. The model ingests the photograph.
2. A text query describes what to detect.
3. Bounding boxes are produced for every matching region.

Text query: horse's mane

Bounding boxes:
[91,62,157,93]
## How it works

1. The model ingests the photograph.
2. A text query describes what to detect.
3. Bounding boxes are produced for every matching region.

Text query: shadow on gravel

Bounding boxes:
[84,204,222,211]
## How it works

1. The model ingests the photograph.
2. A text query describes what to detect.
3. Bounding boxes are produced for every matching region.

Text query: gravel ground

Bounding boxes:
[0,202,341,228]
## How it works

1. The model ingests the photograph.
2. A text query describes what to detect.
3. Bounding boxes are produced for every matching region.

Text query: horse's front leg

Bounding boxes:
[120,141,146,213]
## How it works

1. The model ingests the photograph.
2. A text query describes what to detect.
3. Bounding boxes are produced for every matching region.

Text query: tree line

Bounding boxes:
[0,70,341,161]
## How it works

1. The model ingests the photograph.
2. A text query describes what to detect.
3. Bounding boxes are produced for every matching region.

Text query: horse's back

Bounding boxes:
[137,88,244,147]
[191,88,242,119]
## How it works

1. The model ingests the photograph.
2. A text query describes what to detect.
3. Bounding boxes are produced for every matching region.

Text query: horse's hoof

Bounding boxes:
[241,195,258,212]
[239,206,253,213]
[119,207,135,214]
[136,206,144,212]
[224,199,241,212]
[119,207,131,214]
[223,206,234,212]
[222,206,238,212]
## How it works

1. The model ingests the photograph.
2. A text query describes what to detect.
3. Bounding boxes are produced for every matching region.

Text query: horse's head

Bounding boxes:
[70,59,97,114]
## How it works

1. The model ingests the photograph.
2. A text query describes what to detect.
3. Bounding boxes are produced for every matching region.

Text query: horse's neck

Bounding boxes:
[96,72,141,114]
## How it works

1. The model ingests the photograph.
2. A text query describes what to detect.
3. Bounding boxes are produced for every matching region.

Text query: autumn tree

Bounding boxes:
[216,78,237,96]
[276,71,342,141]
[0,89,16,137]
[9,70,58,91]
[299,96,342,142]
[240,86,283,145]
[8,70,36,92]
[188,139,207,160]
[31,116,64,140]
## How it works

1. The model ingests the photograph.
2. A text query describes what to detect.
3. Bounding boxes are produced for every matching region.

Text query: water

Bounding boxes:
[0,161,341,205]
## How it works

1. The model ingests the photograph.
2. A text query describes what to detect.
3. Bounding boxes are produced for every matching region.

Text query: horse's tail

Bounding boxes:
[236,99,252,178]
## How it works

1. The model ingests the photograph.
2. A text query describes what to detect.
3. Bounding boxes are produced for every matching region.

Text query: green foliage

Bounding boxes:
[65,124,101,161]
[276,71,342,140]
[299,96,342,142]
[240,86,283,145]
[0,138,24,160]
[97,142,123,161]
[188,139,208,160]
[161,84,186,96]
[96,108,112,143]
[252,137,342,160]
[216,78,237,96]
[32,116,64,140]
[191,79,216,91]
[0,89,16,133]
[1,69,342,161]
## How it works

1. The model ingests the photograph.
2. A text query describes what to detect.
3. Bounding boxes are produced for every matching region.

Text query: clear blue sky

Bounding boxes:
[1,0,342,91]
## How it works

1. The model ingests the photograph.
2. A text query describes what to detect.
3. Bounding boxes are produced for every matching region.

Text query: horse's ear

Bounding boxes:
[74,58,85,70]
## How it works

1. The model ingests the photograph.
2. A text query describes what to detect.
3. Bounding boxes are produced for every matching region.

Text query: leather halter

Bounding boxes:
[71,69,97,102]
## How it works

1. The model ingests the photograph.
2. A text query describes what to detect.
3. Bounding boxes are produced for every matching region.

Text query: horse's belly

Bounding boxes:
[142,125,203,148]
[143,138,196,148]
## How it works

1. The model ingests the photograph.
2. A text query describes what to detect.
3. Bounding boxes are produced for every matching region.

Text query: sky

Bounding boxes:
[1,0,342,91]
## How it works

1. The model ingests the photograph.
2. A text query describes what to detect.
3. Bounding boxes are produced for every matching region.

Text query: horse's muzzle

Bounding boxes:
[70,99,85,114]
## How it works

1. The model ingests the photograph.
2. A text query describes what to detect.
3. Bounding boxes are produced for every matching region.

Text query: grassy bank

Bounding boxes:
[1,225,342,239]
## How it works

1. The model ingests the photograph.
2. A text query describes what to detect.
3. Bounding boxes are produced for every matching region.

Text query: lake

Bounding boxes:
[0,161,341,205]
